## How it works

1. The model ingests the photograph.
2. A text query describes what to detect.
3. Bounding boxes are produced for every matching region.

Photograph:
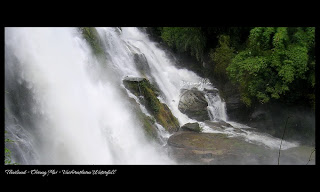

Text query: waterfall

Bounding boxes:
[5,27,174,165]
[5,27,299,165]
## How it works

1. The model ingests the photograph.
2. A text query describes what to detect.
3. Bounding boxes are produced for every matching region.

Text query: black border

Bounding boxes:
[2,11,319,183]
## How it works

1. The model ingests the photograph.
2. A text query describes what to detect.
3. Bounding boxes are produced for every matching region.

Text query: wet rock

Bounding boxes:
[133,53,151,75]
[181,122,202,133]
[123,77,179,133]
[126,96,160,142]
[203,88,219,96]
[204,120,232,130]
[178,88,210,121]
[123,76,145,82]
[167,131,273,164]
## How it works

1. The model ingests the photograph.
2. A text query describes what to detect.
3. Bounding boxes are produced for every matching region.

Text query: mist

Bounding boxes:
[5,27,175,164]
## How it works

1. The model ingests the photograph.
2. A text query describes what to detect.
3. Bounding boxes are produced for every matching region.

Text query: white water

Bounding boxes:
[5,27,298,165]
[5,27,174,164]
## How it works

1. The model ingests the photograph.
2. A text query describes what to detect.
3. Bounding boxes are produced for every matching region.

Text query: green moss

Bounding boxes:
[79,27,104,56]
[123,78,179,133]
[156,104,179,132]
[123,79,161,115]
[143,86,160,114]
[126,95,159,142]
[137,111,159,141]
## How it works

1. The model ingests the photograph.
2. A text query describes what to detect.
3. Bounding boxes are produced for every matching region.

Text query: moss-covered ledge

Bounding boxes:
[123,77,180,133]
[78,27,104,57]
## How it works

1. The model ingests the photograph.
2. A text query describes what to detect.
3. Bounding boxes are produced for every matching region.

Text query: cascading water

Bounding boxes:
[5,27,174,165]
[5,27,299,165]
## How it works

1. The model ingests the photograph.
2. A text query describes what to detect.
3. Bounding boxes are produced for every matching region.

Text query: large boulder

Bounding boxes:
[181,122,202,133]
[123,77,179,133]
[178,88,210,121]
[167,132,278,164]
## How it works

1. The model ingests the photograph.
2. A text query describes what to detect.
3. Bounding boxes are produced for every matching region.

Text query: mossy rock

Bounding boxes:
[126,96,159,142]
[137,110,159,142]
[123,77,179,133]
[79,27,104,57]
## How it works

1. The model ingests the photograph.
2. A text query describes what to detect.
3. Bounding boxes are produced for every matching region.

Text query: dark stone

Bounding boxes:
[181,122,202,133]
[123,76,145,82]
[133,52,151,75]
[203,88,219,96]
[204,120,232,130]
[178,88,210,121]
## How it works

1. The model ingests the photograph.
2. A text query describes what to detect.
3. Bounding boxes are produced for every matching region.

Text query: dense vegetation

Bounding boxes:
[152,27,315,109]
[160,27,206,61]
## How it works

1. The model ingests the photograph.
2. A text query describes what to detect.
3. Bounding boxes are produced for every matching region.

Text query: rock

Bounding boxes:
[123,76,145,82]
[218,81,250,122]
[225,94,244,117]
[126,96,160,142]
[79,27,104,56]
[133,53,151,75]
[167,132,240,151]
[181,122,202,133]
[123,77,179,133]
[167,131,274,164]
[157,104,180,133]
[178,88,210,121]
[204,120,232,130]
[203,88,219,96]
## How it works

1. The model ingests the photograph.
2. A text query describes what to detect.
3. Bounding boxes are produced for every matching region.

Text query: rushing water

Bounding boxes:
[5,27,299,165]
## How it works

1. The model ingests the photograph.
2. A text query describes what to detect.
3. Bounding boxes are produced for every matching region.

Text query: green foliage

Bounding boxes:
[79,27,104,56]
[209,35,235,82]
[227,27,315,106]
[5,131,18,165]
[160,27,206,61]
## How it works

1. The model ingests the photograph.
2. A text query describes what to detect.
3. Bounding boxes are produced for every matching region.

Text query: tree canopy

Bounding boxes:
[155,27,315,108]
[226,27,315,106]
[160,27,206,61]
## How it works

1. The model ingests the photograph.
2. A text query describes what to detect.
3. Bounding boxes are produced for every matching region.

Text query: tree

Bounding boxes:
[226,27,315,106]
[160,27,206,61]
[209,35,235,82]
